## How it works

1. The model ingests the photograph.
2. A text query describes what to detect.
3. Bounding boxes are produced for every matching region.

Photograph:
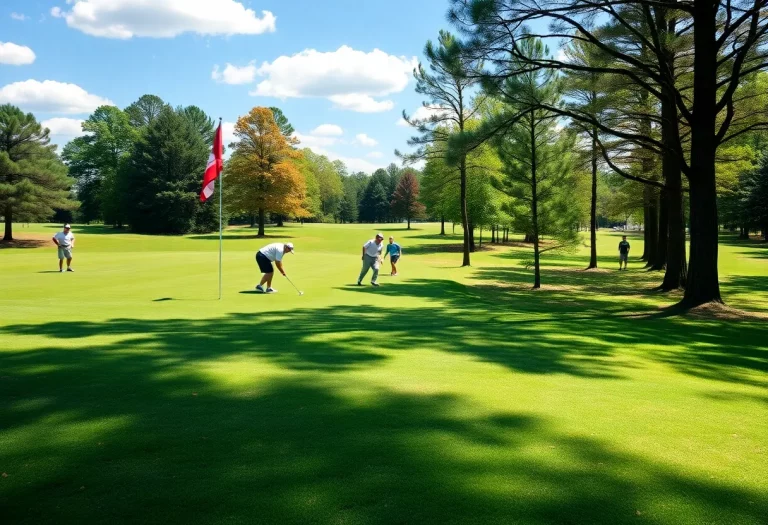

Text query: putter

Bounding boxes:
[285,276,304,296]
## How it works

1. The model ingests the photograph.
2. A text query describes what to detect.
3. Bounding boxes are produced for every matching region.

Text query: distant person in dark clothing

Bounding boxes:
[618,236,630,270]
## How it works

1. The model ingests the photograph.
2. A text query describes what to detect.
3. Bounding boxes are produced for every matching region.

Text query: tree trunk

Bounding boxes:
[641,197,650,261]
[258,208,265,237]
[3,206,12,241]
[440,216,445,235]
[407,217,411,229]
[661,173,687,290]
[491,226,496,243]
[738,226,748,239]
[468,219,476,252]
[276,215,284,227]
[587,128,598,269]
[645,189,659,268]
[531,120,541,289]
[250,214,256,228]
[460,157,470,266]
[683,6,722,306]
[651,191,669,270]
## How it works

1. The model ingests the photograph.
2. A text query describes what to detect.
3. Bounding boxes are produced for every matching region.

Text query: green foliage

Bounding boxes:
[125,94,166,129]
[269,107,295,139]
[125,107,215,234]
[390,170,426,227]
[295,149,344,221]
[0,105,76,240]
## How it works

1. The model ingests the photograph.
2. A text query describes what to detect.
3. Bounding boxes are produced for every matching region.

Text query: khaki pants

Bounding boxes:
[358,255,380,283]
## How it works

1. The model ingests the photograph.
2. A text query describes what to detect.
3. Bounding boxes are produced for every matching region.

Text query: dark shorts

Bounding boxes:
[256,251,274,273]
[390,255,400,264]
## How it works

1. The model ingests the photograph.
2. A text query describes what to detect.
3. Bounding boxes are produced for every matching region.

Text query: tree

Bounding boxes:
[421,153,453,234]
[450,0,768,307]
[400,30,483,266]
[0,105,76,240]
[124,106,215,234]
[225,107,308,236]
[178,105,215,145]
[391,170,426,229]
[61,105,137,227]
[269,107,295,140]
[484,39,579,288]
[125,95,166,129]
[359,174,390,223]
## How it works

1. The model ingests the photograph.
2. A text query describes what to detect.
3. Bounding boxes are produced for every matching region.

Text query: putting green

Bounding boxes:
[1,223,766,524]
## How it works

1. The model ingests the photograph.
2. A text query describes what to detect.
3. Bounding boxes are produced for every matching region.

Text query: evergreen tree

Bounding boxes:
[0,105,76,241]
[124,106,215,234]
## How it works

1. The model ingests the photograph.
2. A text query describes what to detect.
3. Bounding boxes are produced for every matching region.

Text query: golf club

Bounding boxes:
[285,276,304,296]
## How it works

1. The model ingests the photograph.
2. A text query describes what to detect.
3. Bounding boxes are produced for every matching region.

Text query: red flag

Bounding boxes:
[200,123,224,202]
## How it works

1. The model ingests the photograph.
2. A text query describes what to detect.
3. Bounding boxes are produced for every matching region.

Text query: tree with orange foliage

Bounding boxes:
[225,107,308,236]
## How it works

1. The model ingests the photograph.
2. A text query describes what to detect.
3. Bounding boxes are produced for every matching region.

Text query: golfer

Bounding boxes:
[52,224,75,272]
[255,242,294,293]
[383,236,402,276]
[358,233,384,286]
[618,235,630,271]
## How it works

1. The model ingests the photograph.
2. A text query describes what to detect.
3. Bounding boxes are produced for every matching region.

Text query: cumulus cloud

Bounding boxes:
[51,0,276,39]
[0,42,36,65]
[0,80,112,114]
[293,132,339,149]
[212,62,257,85]
[249,46,417,113]
[311,124,343,137]
[42,118,85,137]
[367,151,384,159]
[222,121,238,147]
[11,13,28,21]
[355,133,378,147]
[310,146,384,173]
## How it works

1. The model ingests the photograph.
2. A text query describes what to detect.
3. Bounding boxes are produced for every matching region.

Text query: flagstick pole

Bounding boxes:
[218,117,223,301]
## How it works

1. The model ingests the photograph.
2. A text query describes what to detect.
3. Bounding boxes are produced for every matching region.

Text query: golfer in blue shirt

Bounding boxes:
[384,236,402,276]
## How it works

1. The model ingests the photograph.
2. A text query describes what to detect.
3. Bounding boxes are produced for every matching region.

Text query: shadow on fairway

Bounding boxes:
[189,233,295,241]
[1,358,766,524]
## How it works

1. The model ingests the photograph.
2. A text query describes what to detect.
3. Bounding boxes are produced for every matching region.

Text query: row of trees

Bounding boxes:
[396,0,768,307]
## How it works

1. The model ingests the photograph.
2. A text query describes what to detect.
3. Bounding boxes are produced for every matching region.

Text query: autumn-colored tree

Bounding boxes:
[225,107,308,236]
[391,170,426,229]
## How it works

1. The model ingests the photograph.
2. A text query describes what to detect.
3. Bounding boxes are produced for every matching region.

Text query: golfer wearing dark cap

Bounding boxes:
[255,242,294,293]
[358,233,384,287]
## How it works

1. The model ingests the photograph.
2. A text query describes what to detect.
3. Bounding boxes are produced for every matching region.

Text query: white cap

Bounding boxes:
[375,232,384,239]
[64,224,71,229]
[285,242,295,252]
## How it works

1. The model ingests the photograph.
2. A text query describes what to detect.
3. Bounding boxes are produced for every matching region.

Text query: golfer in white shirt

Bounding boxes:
[52,224,75,272]
[255,242,294,293]
[358,233,384,287]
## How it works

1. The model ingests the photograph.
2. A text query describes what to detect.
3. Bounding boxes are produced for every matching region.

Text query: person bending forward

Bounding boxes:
[358,233,384,287]
[255,242,294,293]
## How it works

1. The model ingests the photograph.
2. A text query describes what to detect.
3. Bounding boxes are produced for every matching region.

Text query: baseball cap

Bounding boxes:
[64,224,71,229]
[375,232,384,239]
[285,242,295,252]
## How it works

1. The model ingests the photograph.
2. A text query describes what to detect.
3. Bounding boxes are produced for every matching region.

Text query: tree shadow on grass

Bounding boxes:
[189,233,295,241]
[0,239,48,249]
[0,364,765,524]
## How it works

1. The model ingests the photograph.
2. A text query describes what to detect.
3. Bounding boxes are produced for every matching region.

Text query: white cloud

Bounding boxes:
[367,151,384,159]
[399,105,452,126]
[310,146,384,173]
[42,117,85,137]
[212,62,257,85]
[51,0,276,39]
[355,133,378,147]
[250,46,417,113]
[311,124,343,137]
[293,132,339,149]
[0,80,112,114]
[0,42,36,65]
[11,13,28,21]
[329,94,394,113]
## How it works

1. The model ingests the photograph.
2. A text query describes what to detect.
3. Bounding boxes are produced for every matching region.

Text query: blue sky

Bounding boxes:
[0,0,453,173]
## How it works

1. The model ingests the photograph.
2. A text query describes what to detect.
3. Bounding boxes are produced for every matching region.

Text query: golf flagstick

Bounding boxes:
[218,118,223,301]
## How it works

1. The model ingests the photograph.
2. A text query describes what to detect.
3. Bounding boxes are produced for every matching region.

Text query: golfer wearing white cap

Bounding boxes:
[358,233,384,286]
[255,242,294,293]
[52,224,75,272]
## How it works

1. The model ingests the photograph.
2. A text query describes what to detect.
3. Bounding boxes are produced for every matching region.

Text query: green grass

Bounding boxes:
[1,222,766,525]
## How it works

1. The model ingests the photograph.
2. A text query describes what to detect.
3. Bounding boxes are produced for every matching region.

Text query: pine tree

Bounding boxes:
[0,105,76,241]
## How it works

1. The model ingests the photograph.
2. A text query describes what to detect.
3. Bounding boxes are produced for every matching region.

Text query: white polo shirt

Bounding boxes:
[363,239,382,258]
[259,243,286,262]
[54,231,75,248]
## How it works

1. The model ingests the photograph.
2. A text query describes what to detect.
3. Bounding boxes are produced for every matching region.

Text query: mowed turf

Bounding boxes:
[1,223,766,525]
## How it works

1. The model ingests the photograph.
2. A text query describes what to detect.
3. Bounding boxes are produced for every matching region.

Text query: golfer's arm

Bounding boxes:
[276,261,286,276]
[52,237,59,246]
